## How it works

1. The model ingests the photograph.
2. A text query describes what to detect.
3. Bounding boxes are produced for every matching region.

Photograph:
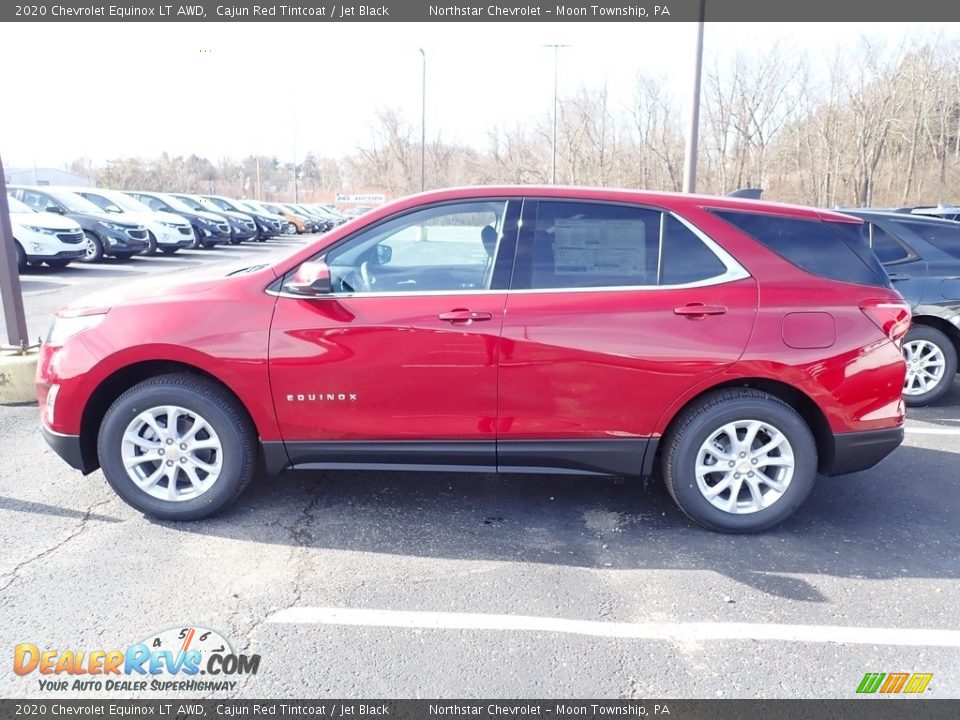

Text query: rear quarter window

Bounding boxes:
[890,219,960,260]
[711,210,891,288]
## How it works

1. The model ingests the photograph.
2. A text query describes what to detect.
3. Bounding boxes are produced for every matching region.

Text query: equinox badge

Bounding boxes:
[286,393,358,402]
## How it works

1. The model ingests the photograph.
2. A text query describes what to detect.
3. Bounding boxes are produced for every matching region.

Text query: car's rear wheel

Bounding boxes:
[98,374,257,520]
[81,231,104,263]
[662,389,817,533]
[902,325,957,407]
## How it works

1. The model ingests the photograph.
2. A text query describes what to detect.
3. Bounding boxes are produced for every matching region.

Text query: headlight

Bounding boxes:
[45,313,108,345]
[97,221,126,232]
[22,225,59,234]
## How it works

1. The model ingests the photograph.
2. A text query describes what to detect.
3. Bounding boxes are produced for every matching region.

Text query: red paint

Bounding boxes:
[37,186,907,458]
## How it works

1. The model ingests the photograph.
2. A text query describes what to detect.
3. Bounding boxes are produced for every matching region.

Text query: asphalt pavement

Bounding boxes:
[0,237,958,699]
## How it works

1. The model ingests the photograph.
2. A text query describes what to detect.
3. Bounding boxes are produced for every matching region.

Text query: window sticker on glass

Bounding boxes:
[552,219,647,277]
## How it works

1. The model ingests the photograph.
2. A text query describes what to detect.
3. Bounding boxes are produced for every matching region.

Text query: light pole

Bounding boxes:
[419,48,426,192]
[682,0,706,193]
[543,44,570,185]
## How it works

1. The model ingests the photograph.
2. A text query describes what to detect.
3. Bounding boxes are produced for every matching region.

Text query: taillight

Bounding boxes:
[860,300,911,345]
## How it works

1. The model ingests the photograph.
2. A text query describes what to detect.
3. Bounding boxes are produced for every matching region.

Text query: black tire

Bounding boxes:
[14,241,27,273]
[160,247,179,256]
[188,227,203,249]
[112,253,136,262]
[45,259,71,269]
[98,373,257,521]
[902,325,957,407]
[662,389,817,533]
[141,232,159,256]
[81,231,104,263]
[285,223,296,235]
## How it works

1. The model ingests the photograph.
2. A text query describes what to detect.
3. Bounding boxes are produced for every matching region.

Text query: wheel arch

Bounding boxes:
[653,377,834,476]
[78,360,260,474]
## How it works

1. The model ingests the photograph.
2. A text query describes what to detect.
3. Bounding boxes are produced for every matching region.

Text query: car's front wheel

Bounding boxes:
[81,232,104,263]
[141,232,158,255]
[98,374,257,520]
[14,241,27,272]
[662,389,817,533]
[902,325,957,407]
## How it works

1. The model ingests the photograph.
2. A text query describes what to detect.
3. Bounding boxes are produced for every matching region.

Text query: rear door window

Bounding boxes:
[513,201,735,291]
[868,223,912,264]
[890,219,960,260]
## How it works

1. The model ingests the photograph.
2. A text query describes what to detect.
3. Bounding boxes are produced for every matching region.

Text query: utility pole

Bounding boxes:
[0,154,30,349]
[419,48,427,192]
[544,44,569,185]
[682,0,706,193]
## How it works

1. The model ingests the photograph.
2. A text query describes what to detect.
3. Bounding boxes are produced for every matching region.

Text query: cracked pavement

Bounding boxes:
[2,241,960,698]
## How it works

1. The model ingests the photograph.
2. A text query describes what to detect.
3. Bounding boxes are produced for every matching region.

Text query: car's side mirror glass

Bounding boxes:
[45,205,63,214]
[284,260,333,296]
[377,244,393,265]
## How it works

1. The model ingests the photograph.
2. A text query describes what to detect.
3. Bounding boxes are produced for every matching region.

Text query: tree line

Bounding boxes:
[70,37,960,209]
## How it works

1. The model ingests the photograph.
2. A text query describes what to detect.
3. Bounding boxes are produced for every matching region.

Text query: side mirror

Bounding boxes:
[45,205,63,214]
[107,206,122,213]
[284,260,332,296]
[376,244,393,264]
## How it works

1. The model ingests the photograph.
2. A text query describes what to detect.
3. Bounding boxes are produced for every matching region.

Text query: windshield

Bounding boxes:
[6,196,34,213]
[81,193,125,214]
[150,193,195,213]
[172,195,205,212]
[49,192,106,214]
[101,191,153,213]
[207,197,236,212]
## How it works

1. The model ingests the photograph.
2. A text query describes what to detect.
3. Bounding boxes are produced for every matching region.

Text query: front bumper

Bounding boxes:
[40,424,94,474]
[157,227,194,248]
[101,230,148,254]
[29,249,85,261]
[822,426,904,476]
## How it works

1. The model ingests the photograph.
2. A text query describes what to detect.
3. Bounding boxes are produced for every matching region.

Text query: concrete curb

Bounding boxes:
[0,349,38,404]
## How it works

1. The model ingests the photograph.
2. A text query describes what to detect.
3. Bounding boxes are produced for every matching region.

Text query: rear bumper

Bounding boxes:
[41,424,94,474]
[822,426,904,476]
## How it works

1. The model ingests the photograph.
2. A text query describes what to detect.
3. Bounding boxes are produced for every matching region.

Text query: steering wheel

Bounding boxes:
[341,261,373,293]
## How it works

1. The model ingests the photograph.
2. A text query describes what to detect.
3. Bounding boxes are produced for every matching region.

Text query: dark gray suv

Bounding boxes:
[843,209,960,405]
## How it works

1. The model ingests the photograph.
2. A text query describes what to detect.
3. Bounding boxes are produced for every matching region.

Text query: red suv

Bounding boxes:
[37,187,910,532]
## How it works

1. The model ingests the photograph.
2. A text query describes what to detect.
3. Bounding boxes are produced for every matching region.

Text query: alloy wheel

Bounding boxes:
[903,339,946,396]
[120,405,223,502]
[694,419,795,515]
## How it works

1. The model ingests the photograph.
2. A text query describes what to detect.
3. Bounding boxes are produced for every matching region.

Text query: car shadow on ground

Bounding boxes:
[169,443,960,601]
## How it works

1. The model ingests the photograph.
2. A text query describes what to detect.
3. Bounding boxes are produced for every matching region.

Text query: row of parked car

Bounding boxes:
[5,185,347,269]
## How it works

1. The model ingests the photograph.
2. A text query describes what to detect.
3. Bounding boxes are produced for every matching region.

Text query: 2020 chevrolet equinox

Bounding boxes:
[37,187,910,532]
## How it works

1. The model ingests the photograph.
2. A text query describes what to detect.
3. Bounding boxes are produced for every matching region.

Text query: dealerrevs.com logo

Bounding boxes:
[13,626,260,693]
[856,672,933,694]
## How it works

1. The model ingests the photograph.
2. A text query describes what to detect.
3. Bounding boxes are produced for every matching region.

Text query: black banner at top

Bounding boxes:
[4,0,960,22]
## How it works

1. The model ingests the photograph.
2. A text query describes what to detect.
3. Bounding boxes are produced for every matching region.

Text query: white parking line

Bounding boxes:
[904,426,960,435]
[267,607,960,647]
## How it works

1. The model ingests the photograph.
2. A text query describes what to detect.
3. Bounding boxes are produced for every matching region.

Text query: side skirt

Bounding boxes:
[261,438,656,478]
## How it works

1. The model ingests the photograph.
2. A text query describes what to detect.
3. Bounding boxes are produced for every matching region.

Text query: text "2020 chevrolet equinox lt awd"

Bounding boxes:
[37,187,910,533]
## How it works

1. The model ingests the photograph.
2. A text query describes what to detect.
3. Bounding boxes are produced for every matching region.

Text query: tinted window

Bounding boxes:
[891,219,960,260]
[520,202,661,289]
[869,224,911,264]
[713,210,889,288]
[660,216,726,285]
[322,201,509,293]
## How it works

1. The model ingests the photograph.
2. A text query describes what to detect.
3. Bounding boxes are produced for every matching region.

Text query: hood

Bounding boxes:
[152,210,192,226]
[71,210,143,227]
[193,210,228,223]
[60,263,275,315]
[220,210,255,223]
[9,211,82,232]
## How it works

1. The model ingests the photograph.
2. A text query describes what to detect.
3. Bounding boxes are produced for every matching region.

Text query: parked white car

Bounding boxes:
[6,194,86,271]
[73,188,195,255]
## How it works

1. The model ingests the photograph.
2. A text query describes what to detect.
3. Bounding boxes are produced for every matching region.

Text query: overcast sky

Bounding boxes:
[1,21,955,170]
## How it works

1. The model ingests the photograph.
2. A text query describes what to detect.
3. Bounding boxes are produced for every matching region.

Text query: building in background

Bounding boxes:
[3,167,92,187]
